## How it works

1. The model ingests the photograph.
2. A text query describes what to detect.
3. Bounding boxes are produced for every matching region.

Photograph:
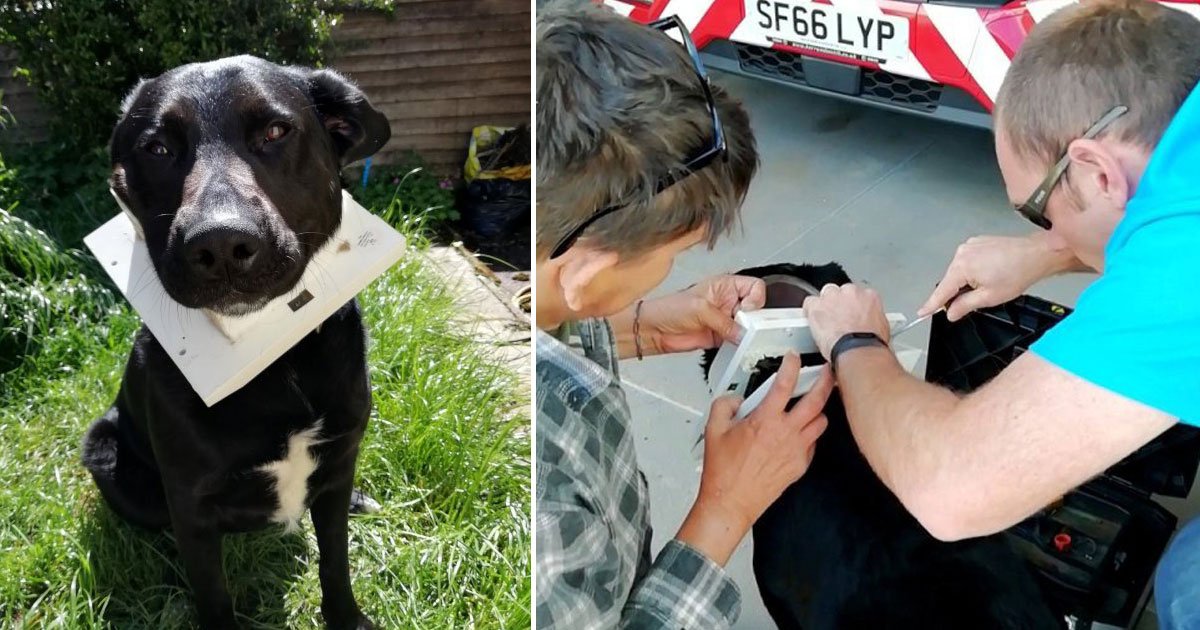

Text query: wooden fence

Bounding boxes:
[0,46,50,144]
[0,1,531,176]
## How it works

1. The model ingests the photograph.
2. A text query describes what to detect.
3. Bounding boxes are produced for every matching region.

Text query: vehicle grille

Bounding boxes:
[860,70,941,111]
[734,43,943,112]
[736,42,806,82]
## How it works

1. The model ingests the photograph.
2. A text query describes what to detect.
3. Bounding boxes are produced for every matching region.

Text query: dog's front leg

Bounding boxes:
[312,473,375,630]
[171,520,238,629]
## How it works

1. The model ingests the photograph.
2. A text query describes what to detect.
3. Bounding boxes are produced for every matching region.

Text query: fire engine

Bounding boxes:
[605,0,1200,127]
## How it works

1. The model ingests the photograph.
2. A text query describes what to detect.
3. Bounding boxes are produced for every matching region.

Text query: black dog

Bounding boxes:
[81,56,390,630]
[701,263,1061,630]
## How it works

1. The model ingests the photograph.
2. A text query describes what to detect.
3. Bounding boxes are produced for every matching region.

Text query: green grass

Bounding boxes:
[0,188,531,627]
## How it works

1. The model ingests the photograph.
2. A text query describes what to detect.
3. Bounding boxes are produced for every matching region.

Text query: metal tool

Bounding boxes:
[890,285,973,340]
[890,312,935,339]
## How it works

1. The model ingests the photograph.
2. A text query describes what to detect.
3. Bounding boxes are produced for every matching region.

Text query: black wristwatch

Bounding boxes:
[829,332,888,375]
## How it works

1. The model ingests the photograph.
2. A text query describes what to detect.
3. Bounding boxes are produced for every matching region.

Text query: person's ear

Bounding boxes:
[557,246,620,312]
[1067,139,1130,211]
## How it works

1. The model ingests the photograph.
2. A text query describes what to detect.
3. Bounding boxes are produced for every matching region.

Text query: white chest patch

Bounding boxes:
[257,420,324,532]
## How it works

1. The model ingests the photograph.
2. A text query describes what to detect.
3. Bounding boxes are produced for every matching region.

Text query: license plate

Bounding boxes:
[742,0,910,64]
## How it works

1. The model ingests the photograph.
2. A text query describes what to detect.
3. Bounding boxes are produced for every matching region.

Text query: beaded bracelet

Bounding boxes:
[634,300,645,360]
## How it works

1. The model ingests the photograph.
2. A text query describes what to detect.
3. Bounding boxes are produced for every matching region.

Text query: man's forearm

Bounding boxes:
[608,305,644,360]
[835,233,1087,501]
[833,346,978,538]
[674,498,751,567]
[608,303,664,360]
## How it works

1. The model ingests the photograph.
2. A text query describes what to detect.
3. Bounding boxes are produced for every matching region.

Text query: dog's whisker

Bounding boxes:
[307,259,337,297]
[129,262,160,301]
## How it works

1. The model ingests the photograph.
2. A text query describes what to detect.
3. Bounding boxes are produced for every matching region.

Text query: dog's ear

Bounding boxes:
[109,79,153,164]
[304,68,391,166]
[119,79,151,117]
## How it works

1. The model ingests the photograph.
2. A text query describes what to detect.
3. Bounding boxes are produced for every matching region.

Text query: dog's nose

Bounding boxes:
[181,219,264,280]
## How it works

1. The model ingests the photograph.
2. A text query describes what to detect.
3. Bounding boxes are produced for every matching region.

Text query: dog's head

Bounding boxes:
[700,262,852,392]
[109,55,391,314]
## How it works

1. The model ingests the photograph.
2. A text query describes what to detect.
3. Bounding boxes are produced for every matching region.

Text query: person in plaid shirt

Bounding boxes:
[535,3,833,628]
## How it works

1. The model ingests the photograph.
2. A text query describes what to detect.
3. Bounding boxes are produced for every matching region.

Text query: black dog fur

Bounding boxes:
[701,262,1061,630]
[81,56,390,630]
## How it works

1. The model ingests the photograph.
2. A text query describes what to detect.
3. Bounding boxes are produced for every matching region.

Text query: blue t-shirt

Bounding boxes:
[1031,85,1200,427]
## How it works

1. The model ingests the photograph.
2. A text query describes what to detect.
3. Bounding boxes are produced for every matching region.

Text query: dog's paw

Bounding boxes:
[81,413,122,475]
[349,488,381,515]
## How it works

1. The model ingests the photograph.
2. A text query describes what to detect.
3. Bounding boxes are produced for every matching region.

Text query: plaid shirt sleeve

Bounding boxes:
[621,539,742,628]
[537,500,741,630]
[536,322,741,630]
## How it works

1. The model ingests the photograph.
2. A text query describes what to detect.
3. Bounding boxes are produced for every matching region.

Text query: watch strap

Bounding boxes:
[830,332,887,375]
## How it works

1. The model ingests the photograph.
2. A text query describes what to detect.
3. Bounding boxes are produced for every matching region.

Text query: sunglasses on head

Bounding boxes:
[548,15,728,259]
[1014,105,1129,230]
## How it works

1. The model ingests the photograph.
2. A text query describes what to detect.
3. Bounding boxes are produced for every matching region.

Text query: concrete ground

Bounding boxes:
[622,73,1199,629]
[423,244,530,404]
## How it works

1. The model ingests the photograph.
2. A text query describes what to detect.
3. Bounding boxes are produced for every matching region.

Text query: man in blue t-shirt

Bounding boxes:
[801,1,1200,626]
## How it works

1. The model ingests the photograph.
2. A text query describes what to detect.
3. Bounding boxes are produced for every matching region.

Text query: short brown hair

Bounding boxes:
[996,0,1200,164]
[535,1,759,258]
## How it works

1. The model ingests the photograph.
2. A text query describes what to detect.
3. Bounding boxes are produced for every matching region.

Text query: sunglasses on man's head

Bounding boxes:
[548,15,728,259]
[1014,105,1129,230]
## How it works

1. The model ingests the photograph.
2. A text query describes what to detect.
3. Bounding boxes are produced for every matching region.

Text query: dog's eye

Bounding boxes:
[145,142,171,157]
[264,123,290,143]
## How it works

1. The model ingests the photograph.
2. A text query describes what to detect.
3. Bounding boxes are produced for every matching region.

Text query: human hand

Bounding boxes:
[919,234,1077,322]
[801,284,891,359]
[677,353,832,565]
[638,274,766,354]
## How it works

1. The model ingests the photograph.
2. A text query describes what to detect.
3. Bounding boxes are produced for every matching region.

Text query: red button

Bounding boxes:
[1054,533,1072,552]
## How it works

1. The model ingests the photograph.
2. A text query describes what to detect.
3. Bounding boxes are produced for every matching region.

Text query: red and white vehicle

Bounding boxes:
[606,0,1200,128]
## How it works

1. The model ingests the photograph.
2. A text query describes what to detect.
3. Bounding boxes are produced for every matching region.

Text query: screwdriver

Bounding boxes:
[891,285,973,339]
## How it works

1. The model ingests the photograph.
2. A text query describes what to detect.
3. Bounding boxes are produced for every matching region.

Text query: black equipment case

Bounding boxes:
[924,295,1200,628]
